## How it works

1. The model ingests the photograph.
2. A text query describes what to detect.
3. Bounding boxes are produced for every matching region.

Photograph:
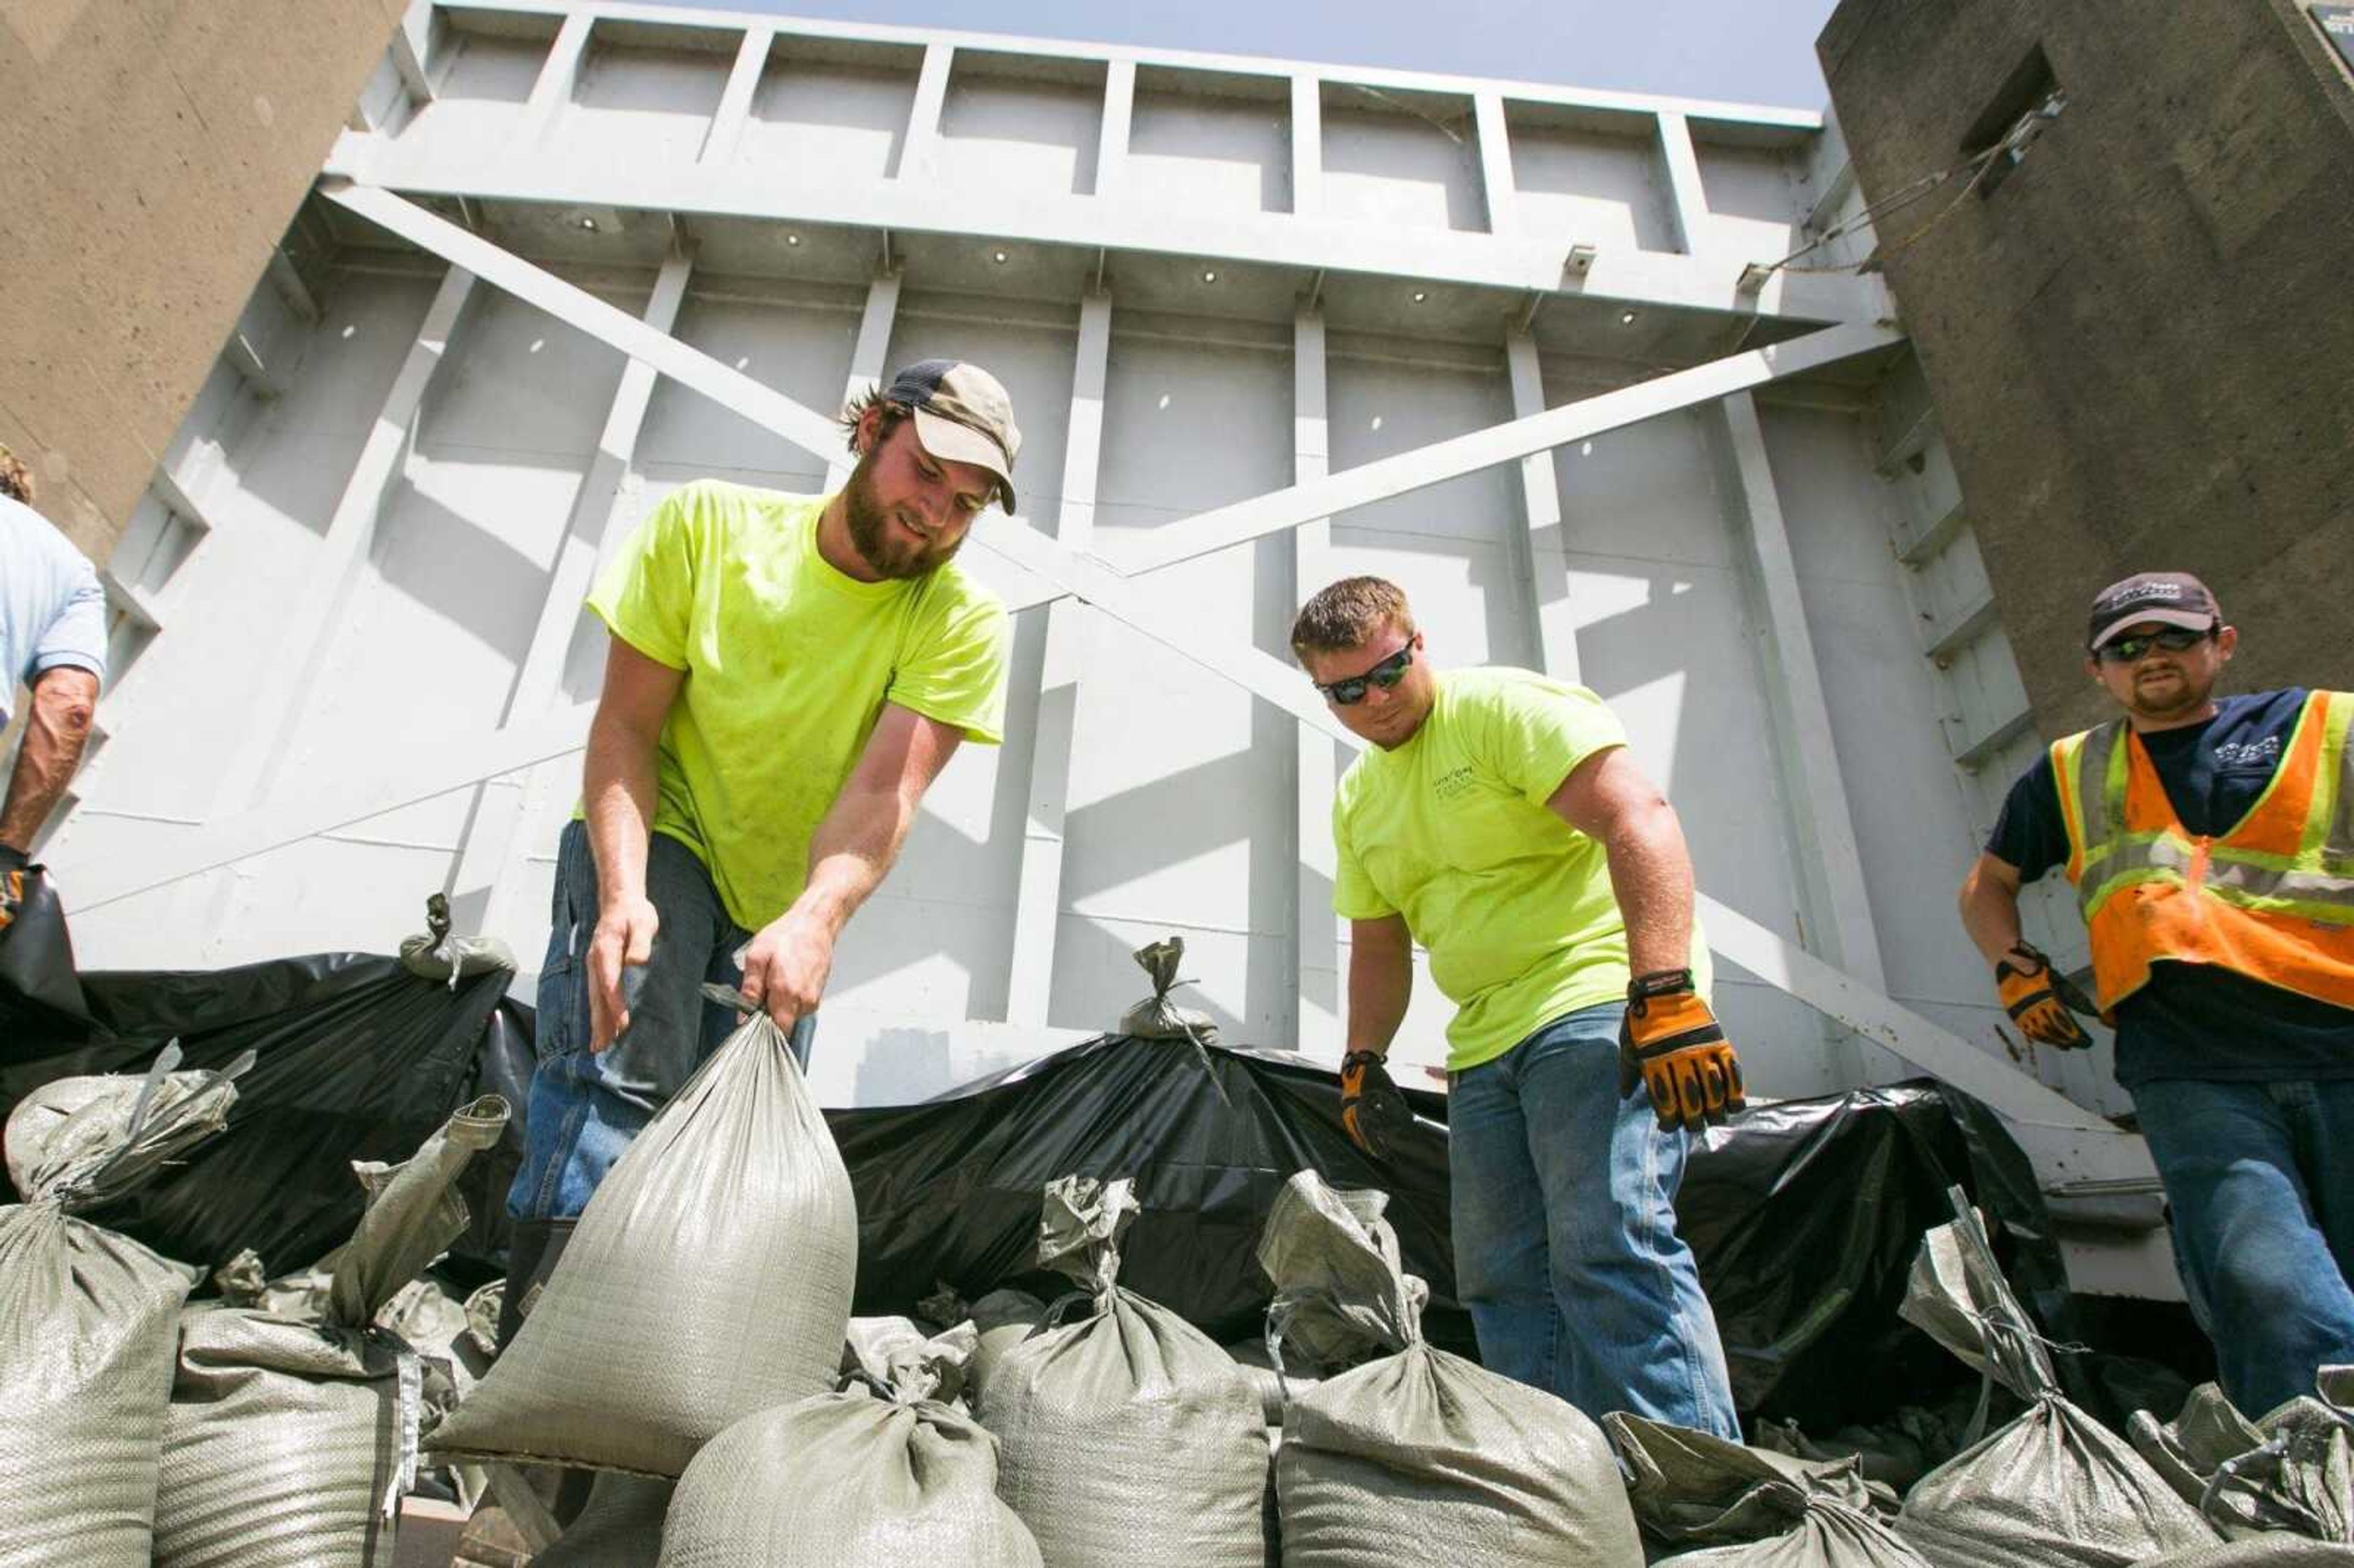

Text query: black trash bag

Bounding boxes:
[1,948,529,1280]
[0,859,90,1027]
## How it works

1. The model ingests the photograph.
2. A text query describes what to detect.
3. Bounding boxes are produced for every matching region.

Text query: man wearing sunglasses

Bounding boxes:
[1957,571,2354,1417]
[500,360,1019,1343]
[1291,574,1742,1437]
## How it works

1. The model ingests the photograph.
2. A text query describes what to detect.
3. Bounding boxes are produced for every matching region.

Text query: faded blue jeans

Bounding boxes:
[508,820,813,1222]
[1449,1000,1741,1437]
[2132,1076,2354,1417]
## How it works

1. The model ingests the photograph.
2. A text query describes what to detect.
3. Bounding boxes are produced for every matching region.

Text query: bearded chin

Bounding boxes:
[842,457,959,581]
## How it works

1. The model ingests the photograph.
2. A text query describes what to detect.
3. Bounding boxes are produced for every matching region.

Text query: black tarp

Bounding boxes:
[1,951,531,1281]
[826,1030,2073,1428]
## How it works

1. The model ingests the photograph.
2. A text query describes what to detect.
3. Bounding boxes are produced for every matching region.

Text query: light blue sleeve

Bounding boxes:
[32,561,109,685]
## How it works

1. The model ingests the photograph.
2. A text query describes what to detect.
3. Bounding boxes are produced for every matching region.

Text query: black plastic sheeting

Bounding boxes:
[2,951,532,1282]
[6,944,2080,1428]
[827,1031,2076,1428]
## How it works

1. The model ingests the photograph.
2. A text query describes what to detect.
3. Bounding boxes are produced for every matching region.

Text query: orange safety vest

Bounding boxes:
[2051,689,2354,1014]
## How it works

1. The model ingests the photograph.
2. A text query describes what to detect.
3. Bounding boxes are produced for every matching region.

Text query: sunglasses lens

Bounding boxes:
[1328,680,1367,706]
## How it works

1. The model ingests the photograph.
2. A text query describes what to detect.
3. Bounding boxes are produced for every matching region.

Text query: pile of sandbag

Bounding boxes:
[1894,1189,2222,1566]
[152,1094,509,1567]
[1256,1169,1644,1568]
[976,1175,1270,1568]
[0,1046,250,1567]
[1608,1411,1930,1566]
[2131,1377,2354,1544]
[662,1317,1041,1566]
[429,991,857,1479]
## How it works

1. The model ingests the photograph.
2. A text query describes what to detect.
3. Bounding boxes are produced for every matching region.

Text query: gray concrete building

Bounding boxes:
[1819,0,2354,736]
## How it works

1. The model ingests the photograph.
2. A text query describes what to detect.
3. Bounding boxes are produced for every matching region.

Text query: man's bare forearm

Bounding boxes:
[787,781,914,940]
[1346,919,1414,1056]
[0,669,99,851]
[582,712,661,905]
[1957,856,2027,967]
[1603,797,1697,976]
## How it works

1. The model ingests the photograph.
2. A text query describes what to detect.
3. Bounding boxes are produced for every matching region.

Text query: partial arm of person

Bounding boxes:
[584,636,684,1051]
[0,666,101,860]
[1548,744,1743,1128]
[1338,913,1418,1158]
[1957,849,2093,1048]
[735,702,964,1030]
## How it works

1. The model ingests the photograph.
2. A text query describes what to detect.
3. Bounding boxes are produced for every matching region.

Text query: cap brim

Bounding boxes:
[911,407,1016,514]
[2090,607,2214,649]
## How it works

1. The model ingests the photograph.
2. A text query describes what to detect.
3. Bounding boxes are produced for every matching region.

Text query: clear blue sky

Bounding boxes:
[640,0,1846,110]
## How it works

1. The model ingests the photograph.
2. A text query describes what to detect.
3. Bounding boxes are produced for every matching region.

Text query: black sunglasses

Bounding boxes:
[2097,626,2215,664]
[1316,643,1414,706]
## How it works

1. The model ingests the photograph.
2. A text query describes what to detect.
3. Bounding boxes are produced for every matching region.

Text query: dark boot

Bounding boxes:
[495,1215,577,1352]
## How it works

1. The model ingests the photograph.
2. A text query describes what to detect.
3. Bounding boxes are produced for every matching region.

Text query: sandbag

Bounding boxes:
[966,1287,1047,1399]
[2132,1382,2354,1542]
[1226,1335,1321,1427]
[536,1474,675,1566]
[663,1319,1041,1567]
[2135,1539,2354,1566]
[0,1046,246,1567]
[429,993,857,1476]
[977,1175,1268,1568]
[153,1094,509,1567]
[1609,1412,1925,1567]
[1260,1169,1645,1568]
[1895,1190,2219,1567]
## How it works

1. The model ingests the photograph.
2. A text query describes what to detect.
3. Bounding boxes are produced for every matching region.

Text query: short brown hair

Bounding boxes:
[0,443,34,505]
[1292,576,1413,660]
[838,388,912,455]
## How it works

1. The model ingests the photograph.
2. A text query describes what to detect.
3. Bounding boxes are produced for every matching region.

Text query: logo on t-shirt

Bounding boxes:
[1433,765,1479,802]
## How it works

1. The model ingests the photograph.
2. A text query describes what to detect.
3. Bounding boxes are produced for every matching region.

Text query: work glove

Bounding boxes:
[1339,1049,1414,1160]
[1619,968,1745,1131]
[1994,941,2096,1049]
[0,845,28,935]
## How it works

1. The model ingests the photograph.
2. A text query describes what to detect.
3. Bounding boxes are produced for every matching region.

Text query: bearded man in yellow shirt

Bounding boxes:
[1293,574,1743,1436]
[501,360,1019,1334]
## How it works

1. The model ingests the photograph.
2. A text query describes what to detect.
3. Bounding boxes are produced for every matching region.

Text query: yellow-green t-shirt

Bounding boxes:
[587,479,1011,931]
[1331,666,1710,1071]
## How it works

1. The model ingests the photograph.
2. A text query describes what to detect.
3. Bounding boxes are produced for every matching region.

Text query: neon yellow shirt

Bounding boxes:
[1331,666,1710,1071]
[587,480,1010,931]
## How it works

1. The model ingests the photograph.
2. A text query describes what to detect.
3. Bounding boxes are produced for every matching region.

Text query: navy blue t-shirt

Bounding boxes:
[1988,687,2354,1088]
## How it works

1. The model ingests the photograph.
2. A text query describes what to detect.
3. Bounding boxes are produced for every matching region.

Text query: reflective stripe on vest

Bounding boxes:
[2051,690,2354,1013]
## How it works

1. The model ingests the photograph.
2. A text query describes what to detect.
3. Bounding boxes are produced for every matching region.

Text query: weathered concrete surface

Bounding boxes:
[0,0,401,561]
[1821,0,2354,736]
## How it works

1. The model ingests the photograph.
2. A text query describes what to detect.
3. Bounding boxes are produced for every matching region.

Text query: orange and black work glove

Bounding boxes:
[1339,1049,1414,1160]
[0,843,26,936]
[1619,968,1745,1132]
[1994,941,2095,1049]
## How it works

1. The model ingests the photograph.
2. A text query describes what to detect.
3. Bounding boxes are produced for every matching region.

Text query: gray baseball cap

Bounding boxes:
[2085,571,2220,650]
[884,359,1022,513]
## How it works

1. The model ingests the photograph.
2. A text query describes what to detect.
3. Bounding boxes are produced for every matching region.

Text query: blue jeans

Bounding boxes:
[2131,1076,2354,1416]
[1449,1001,1741,1438]
[508,820,813,1221]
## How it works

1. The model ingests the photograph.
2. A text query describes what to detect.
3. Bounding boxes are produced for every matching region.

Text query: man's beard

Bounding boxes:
[2127,661,2216,721]
[842,455,963,581]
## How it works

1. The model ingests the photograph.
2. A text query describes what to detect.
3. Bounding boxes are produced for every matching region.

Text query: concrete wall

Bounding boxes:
[0,0,402,563]
[1819,0,2354,736]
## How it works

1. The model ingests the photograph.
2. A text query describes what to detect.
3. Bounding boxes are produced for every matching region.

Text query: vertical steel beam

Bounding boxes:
[825,270,904,493]
[1290,74,1324,218]
[701,26,775,166]
[1474,91,1518,238]
[1711,389,1891,1079]
[1656,110,1712,255]
[1005,291,1111,1026]
[1504,331,1580,683]
[1292,304,1343,1053]
[900,44,954,183]
[517,13,593,147]
[1095,58,1135,200]
[210,264,476,814]
[449,249,698,934]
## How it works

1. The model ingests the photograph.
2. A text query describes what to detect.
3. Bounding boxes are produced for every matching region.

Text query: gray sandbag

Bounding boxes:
[1895,1190,2219,1567]
[967,1287,1048,1398]
[1118,935,1220,1046]
[429,992,858,1477]
[2131,1382,2354,1542]
[0,1046,248,1567]
[2136,1539,2354,1566]
[153,1094,511,1568]
[536,1474,674,1566]
[661,1320,1042,1567]
[1608,1412,1924,1567]
[1226,1335,1322,1426]
[1260,1169,1645,1568]
[977,1175,1269,1568]
[1756,1415,1934,1494]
